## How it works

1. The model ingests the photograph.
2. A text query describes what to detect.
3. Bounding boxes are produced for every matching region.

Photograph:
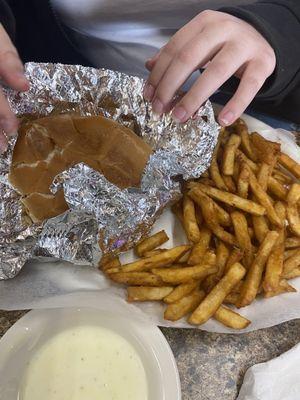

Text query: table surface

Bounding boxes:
[1,310,300,400]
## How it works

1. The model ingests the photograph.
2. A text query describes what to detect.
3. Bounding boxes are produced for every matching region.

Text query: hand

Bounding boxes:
[144,10,276,126]
[0,24,29,152]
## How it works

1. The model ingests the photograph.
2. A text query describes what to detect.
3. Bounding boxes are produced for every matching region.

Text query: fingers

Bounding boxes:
[150,30,222,114]
[0,25,29,91]
[218,61,275,126]
[144,16,205,102]
[172,45,245,122]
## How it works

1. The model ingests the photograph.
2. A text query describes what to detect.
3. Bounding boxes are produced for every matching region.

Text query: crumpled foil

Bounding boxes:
[0,62,219,279]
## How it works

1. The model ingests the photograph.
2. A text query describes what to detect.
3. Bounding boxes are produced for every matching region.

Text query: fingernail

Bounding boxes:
[1,119,18,135]
[143,82,155,101]
[219,111,234,126]
[172,106,187,123]
[152,98,164,114]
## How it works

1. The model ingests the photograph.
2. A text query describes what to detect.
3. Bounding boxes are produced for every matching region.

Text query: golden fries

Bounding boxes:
[104,119,300,330]
[209,140,228,190]
[153,263,217,285]
[164,289,206,321]
[127,286,173,302]
[231,211,253,268]
[164,281,200,304]
[237,163,250,198]
[238,231,279,307]
[109,272,165,286]
[191,183,265,216]
[222,134,241,176]
[279,153,300,179]
[214,306,250,329]
[264,280,296,298]
[286,184,300,237]
[183,195,201,243]
[99,256,121,272]
[285,237,300,248]
[224,248,244,274]
[189,263,246,325]
[121,245,190,272]
[135,230,169,257]
[283,249,300,275]
[191,189,236,245]
[247,166,282,227]
[143,249,167,258]
[188,227,212,265]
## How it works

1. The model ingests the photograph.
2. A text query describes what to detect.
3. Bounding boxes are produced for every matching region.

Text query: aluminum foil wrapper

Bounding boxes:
[0,62,219,279]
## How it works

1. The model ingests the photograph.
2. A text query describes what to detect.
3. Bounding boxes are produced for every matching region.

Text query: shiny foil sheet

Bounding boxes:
[0,62,219,279]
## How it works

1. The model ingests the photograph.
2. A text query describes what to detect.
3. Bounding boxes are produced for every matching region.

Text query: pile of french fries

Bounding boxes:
[100,119,300,330]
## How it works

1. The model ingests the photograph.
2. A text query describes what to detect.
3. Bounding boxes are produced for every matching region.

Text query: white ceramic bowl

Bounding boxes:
[0,307,181,400]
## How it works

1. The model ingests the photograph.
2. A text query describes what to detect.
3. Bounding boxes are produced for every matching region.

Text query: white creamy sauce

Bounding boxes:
[20,325,148,400]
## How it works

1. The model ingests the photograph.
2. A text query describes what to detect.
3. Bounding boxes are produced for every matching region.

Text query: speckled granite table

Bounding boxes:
[1,310,299,400]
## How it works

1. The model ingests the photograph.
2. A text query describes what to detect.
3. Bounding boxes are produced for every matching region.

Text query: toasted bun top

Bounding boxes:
[9,114,151,222]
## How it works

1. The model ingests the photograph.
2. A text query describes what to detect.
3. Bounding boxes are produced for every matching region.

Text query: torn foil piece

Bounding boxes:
[0,62,219,279]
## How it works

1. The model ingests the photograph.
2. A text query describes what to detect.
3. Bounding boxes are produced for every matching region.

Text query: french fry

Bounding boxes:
[231,211,254,268]
[240,127,257,162]
[121,245,191,272]
[189,263,246,325]
[164,289,206,321]
[213,202,231,227]
[263,235,284,292]
[222,134,241,176]
[171,201,183,223]
[273,168,293,184]
[153,262,217,285]
[209,140,228,190]
[248,227,254,239]
[284,249,299,260]
[188,227,212,265]
[178,250,191,264]
[250,132,280,165]
[236,149,259,172]
[224,248,244,273]
[237,163,250,198]
[223,292,240,305]
[233,161,240,184]
[282,267,300,280]
[264,280,297,298]
[238,231,279,307]
[203,242,231,292]
[99,255,121,272]
[135,230,169,257]
[195,204,203,225]
[223,175,236,193]
[279,152,300,179]
[282,249,300,274]
[110,272,165,286]
[183,195,201,243]
[285,237,300,249]
[252,215,269,243]
[246,166,282,227]
[164,280,199,304]
[153,252,216,284]
[143,249,167,258]
[257,163,272,191]
[127,286,173,302]
[190,183,266,216]
[216,242,230,278]
[190,189,236,245]
[263,201,286,292]
[286,184,300,237]
[267,177,288,200]
[214,306,251,329]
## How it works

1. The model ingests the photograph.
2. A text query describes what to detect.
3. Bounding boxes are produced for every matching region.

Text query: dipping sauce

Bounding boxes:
[21,325,148,400]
